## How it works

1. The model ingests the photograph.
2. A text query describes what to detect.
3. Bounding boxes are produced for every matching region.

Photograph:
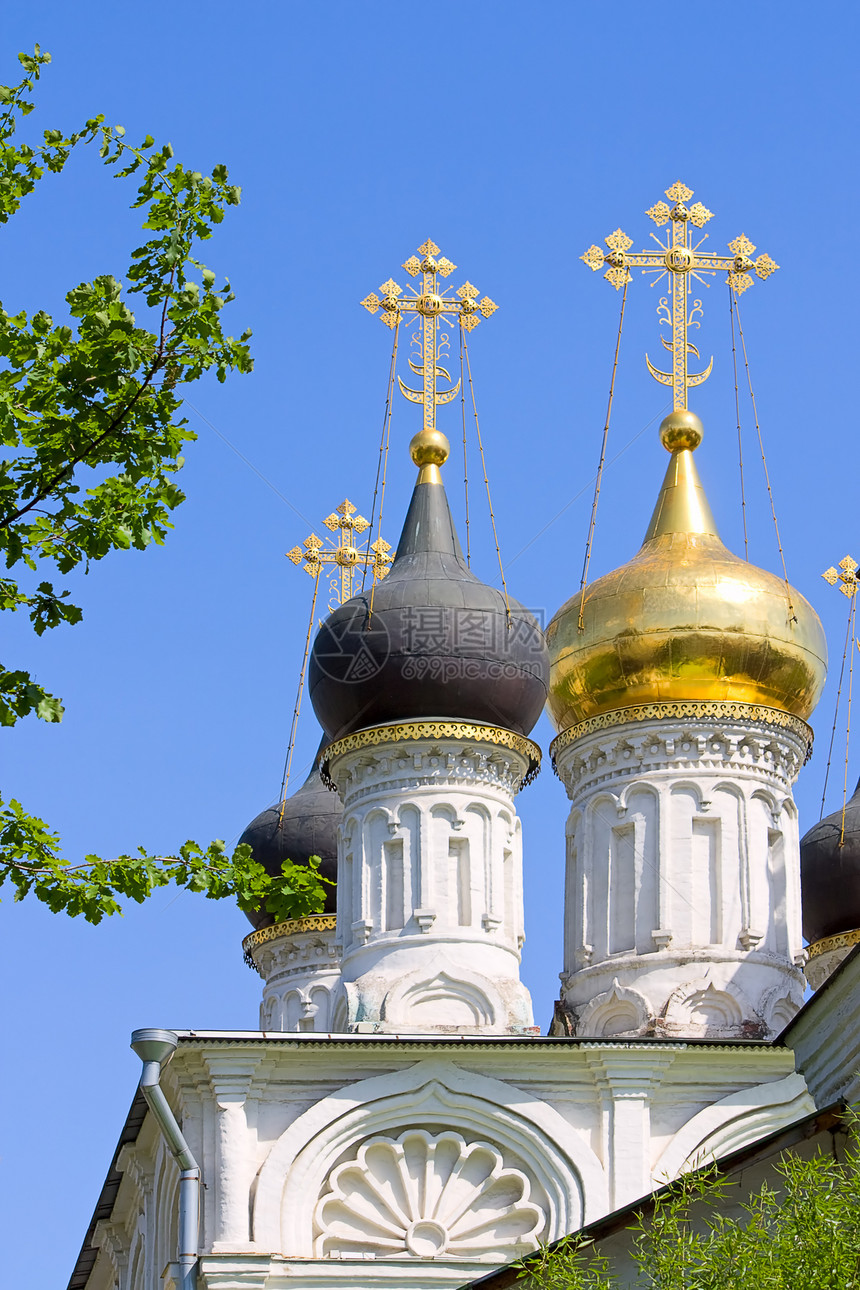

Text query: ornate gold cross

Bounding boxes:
[823,555,859,598]
[287,499,393,607]
[581,181,779,411]
[361,239,497,433]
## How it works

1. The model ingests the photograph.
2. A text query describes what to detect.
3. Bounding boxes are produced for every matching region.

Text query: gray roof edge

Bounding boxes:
[169,1029,775,1051]
[67,1087,148,1290]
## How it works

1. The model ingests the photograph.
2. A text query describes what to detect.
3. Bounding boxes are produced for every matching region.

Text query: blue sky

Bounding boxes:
[2,2,859,1283]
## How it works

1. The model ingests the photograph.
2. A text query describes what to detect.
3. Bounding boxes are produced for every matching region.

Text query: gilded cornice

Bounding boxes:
[321,720,541,789]
[243,914,338,961]
[806,928,860,960]
[551,700,813,773]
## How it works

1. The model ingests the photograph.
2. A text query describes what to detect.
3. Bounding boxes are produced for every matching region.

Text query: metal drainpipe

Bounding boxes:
[130,1029,200,1290]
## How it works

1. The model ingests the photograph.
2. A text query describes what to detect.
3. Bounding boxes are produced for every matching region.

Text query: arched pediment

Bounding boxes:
[652,1072,815,1182]
[252,1058,607,1256]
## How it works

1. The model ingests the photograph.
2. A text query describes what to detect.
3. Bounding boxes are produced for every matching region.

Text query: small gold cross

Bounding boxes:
[287,499,393,606]
[823,555,859,598]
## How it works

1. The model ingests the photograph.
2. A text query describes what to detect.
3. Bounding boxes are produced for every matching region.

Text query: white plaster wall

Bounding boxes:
[87,1034,818,1290]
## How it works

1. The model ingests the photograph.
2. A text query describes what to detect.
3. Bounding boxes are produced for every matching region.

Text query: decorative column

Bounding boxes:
[242,916,341,1032]
[553,704,810,1040]
[322,721,540,1035]
[203,1053,264,1252]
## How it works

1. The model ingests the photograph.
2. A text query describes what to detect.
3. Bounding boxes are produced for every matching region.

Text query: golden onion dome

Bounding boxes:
[546,411,827,732]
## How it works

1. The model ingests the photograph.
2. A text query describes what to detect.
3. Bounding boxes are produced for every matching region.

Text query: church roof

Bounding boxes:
[238,737,339,929]
[800,778,860,946]
[309,431,549,742]
[67,1089,148,1290]
[546,411,827,733]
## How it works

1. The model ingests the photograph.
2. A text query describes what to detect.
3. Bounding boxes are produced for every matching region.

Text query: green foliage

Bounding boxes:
[0,48,324,926]
[518,1134,860,1289]
[0,792,333,924]
[1,46,252,721]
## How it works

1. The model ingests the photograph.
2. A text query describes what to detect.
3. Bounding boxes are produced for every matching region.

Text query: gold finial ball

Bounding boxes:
[418,292,443,315]
[410,428,450,468]
[659,409,704,453]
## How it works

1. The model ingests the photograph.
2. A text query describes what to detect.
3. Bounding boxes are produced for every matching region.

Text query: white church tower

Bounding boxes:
[308,425,548,1034]
[546,409,827,1039]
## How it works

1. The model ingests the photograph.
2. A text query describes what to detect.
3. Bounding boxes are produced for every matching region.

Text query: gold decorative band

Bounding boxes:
[550,700,813,768]
[243,914,338,958]
[321,720,541,789]
[806,928,860,960]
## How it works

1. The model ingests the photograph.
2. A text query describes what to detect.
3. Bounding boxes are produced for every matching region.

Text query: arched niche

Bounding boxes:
[252,1059,607,1256]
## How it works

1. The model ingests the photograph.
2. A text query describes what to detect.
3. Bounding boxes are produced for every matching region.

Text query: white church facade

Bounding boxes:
[69,225,860,1290]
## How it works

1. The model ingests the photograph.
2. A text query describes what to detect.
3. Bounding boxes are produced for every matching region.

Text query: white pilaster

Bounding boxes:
[324,723,539,1034]
[553,708,810,1039]
[584,1047,676,1209]
[204,1053,264,1251]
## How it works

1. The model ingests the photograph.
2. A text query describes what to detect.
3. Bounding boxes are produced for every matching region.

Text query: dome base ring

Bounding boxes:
[550,699,813,774]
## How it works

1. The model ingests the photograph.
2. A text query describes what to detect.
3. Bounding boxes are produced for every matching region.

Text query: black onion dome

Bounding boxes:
[308,450,549,743]
[239,740,339,930]
[800,777,860,944]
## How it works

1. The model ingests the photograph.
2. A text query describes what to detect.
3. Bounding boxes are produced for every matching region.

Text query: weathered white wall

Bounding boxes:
[786,946,860,1107]
[555,715,808,1038]
[87,1035,814,1290]
[245,919,341,1032]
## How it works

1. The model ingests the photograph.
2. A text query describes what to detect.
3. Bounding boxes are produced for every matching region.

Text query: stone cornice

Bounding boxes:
[553,710,808,801]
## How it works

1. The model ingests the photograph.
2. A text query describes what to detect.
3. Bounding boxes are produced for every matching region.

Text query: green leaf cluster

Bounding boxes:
[1,792,333,924]
[1,45,252,726]
[518,1130,860,1289]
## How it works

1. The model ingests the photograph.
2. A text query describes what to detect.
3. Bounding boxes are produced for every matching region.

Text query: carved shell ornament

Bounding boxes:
[316,1128,545,1259]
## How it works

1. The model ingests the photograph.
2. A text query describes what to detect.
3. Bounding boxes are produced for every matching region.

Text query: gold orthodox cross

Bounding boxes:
[287,499,393,607]
[581,181,779,411]
[823,555,859,598]
[361,239,497,432]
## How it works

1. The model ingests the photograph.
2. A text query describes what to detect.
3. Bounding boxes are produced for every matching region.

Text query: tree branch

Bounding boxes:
[0,360,161,529]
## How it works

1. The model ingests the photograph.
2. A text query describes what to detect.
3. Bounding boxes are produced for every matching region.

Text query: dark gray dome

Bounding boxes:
[308,474,549,743]
[239,742,339,930]
[800,777,860,944]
